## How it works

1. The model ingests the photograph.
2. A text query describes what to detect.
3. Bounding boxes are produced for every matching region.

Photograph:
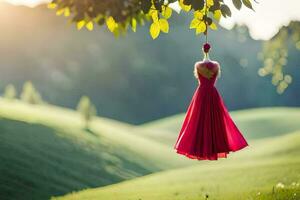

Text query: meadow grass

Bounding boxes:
[55,132,300,200]
[1,98,299,200]
[0,99,190,200]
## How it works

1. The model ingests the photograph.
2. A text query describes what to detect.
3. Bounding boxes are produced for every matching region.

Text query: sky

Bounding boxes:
[219,0,300,40]
[3,0,300,40]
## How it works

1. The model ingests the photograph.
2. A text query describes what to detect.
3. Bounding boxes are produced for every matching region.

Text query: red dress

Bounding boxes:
[174,61,248,160]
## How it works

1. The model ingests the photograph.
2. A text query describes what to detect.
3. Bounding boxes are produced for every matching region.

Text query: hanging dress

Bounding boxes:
[174,61,248,160]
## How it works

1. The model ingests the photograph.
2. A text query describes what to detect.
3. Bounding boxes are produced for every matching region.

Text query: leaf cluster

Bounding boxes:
[49,0,254,39]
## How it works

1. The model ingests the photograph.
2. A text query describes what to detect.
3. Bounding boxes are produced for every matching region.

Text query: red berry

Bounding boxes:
[203,43,211,53]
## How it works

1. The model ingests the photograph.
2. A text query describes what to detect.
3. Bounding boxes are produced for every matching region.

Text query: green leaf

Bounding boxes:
[47,3,57,9]
[162,6,172,19]
[150,22,160,39]
[220,4,231,17]
[86,21,94,31]
[194,10,203,19]
[64,7,70,17]
[106,17,118,32]
[131,18,137,32]
[207,0,214,7]
[190,18,200,29]
[196,22,206,34]
[151,11,159,22]
[183,0,192,5]
[210,22,217,30]
[97,18,105,26]
[77,20,85,30]
[191,0,204,11]
[232,0,242,10]
[159,19,169,33]
[179,0,191,12]
[213,10,222,21]
[242,0,254,10]
[209,0,220,12]
[56,9,64,16]
[206,17,212,25]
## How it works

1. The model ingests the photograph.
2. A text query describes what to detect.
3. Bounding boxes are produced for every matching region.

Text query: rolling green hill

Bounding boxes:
[136,107,300,145]
[0,99,191,200]
[55,131,300,200]
[1,100,300,200]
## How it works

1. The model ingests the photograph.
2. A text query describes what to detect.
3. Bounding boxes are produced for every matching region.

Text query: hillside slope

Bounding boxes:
[136,107,300,145]
[0,99,190,200]
[56,131,300,200]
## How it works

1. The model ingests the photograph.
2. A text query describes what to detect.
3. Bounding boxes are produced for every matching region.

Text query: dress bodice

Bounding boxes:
[197,61,219,87]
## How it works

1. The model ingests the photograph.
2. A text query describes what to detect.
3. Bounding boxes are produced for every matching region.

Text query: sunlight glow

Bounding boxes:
[173,0,300,40]
[4,0,49,7]
[220,0,300,40]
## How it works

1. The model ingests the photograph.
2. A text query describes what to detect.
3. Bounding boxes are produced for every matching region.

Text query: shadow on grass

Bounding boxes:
[83,127,97,136]
[0,118,152,200]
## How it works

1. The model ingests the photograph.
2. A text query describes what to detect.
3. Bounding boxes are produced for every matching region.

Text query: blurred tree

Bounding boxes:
[49,0,254,39]
[20,81,43,104]
[258,22,300,94]
[77,96,97,129]
[3,84,17,100]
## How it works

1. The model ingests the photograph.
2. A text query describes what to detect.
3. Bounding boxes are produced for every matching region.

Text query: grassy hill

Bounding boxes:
[55,131,300,200]
[1,100,300,200]
[0,99,190,200]
[136,107,300,145]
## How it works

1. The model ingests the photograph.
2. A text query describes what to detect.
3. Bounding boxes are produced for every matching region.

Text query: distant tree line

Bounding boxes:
[3,81,43,104]
[2,81,97,130]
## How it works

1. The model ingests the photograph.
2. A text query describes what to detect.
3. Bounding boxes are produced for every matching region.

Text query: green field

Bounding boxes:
[55,132,300,200]
[0,99,299,200]
[0,99,190,200]
[55,107,300,200]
